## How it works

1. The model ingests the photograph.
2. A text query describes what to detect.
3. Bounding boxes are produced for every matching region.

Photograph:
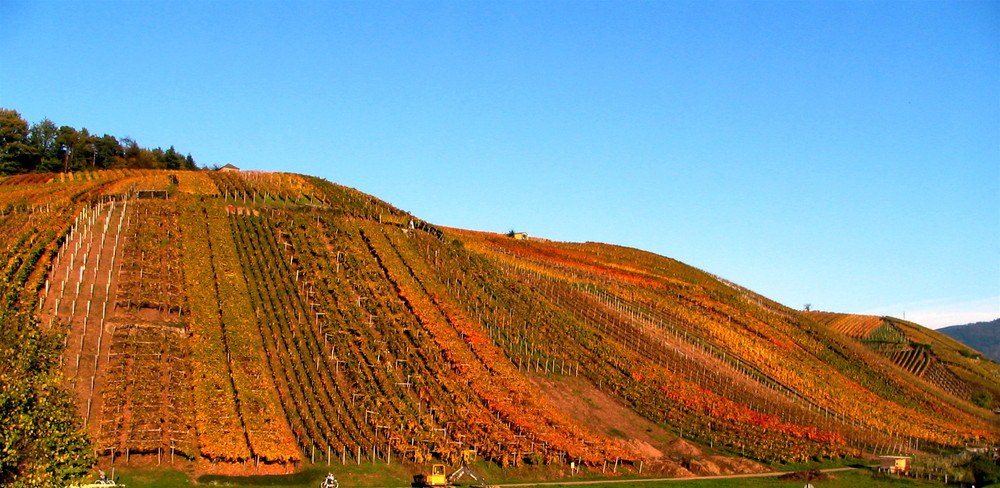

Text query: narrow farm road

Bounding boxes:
[492,467,858,486]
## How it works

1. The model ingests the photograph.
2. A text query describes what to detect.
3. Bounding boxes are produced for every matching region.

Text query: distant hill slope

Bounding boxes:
[940,319,1000,362]
[1,169,997,482]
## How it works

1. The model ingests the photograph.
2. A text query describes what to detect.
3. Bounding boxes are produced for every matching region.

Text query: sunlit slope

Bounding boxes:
[2,169,997,475]
[450,230,999,457]
[809,311,1000,410]
[6,170,629,473]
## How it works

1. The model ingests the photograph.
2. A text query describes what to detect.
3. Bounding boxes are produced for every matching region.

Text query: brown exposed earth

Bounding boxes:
[527,374,764,477]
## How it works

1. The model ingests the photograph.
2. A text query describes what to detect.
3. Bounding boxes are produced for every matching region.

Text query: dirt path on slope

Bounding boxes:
[526,374,764,477]
[527,374,674,459]
[41,202,126,437]
[493,467,858,486]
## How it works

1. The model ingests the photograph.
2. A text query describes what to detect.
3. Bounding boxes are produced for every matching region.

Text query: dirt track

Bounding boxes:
[492,467,857,486]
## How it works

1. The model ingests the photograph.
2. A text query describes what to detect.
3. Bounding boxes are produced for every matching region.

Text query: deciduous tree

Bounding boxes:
[0,313,94,488]
[28,118,59,171]
[0,109,35,174]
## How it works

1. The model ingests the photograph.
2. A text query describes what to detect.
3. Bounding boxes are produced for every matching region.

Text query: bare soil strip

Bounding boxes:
[492,467,857,486]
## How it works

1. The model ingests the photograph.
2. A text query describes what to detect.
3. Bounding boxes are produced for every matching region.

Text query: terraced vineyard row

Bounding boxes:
[89,197,196,462]
[3,169,997,480]
[410,232,594,380]
[812,312,986,411]
[98,324,194,458]
[361,223,547,464]
[42,200,127,433]
[501,263,858,462]
[210,171,326,206]
[229,209,376,462]
[1,203,68,313]
[228,207,531,467]
[451,231,995,456]
[184,198,299,464]
[923,359,977,400]
[371,222,630,465]
[178,198,253,462]
[402,231,853,461]
[0,172,158,485]
[866,321,909,344]
[115,200,185,314]
[241,203,628,467]
[810,312,884,339]
[873,344,932,377]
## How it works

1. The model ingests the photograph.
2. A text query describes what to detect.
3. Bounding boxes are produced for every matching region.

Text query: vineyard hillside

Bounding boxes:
[2,169,998,483]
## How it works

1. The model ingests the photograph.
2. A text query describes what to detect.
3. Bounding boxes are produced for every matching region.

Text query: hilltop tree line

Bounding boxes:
[0,108,198,175]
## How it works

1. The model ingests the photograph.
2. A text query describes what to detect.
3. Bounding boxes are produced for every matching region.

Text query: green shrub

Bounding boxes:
[972,390,993,408]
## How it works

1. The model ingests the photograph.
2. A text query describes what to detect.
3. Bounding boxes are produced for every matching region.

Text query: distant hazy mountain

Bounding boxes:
[940,319,1000,362]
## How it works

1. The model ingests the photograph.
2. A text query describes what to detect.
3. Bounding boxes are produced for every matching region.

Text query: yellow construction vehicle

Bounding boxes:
[415,464,491,488]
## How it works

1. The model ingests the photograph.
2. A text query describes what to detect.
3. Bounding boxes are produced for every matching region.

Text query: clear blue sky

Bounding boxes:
[2,1,997,328]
